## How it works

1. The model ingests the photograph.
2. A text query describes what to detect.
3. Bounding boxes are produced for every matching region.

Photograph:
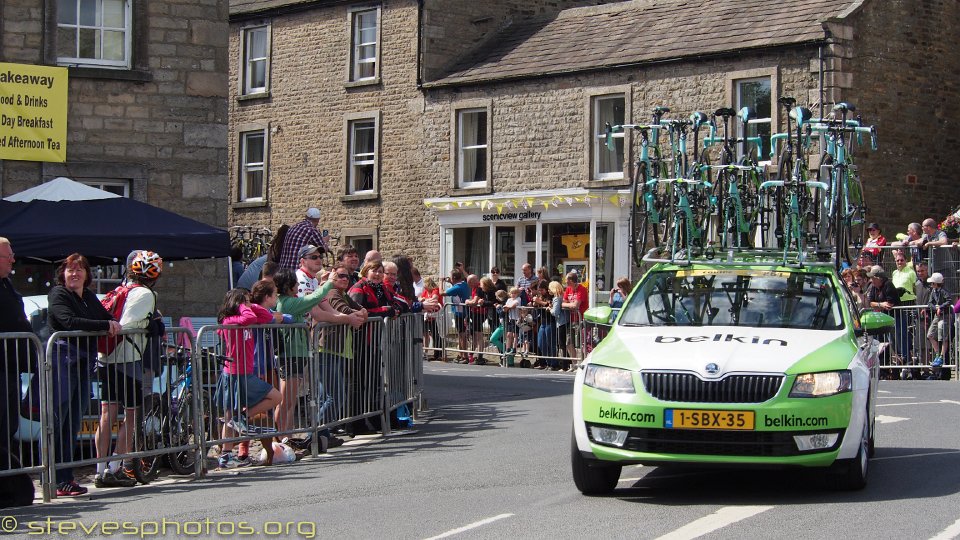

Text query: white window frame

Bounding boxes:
[241,25,270,96]
[80,180,129,197]
[56,0,132,69]
[239,129,267,202]
[346,115,379,196]
[456,108,489,189]
[348,6,380,83]
[734,76,773,165]
[592,94,626,180]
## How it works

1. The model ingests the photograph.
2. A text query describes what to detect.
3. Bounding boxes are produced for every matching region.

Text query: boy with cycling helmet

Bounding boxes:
[94,250,162,488]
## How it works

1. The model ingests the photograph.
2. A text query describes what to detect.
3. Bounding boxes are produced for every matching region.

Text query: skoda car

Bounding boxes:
[572,264,894,494]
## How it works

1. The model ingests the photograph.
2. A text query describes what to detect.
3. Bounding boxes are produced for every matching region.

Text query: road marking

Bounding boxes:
[929,515,960,540]
[654,506,774,540]
[877,396,916,399]
[878,401,958,407]
[874,450,960,462]
[424,514,514,540]
[619,477,643,482]
[875,415,909,424]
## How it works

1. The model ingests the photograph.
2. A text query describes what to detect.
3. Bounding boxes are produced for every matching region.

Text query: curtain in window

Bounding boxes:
[460,111,486,184]
[596,97,625,176]
[247,29,267,89]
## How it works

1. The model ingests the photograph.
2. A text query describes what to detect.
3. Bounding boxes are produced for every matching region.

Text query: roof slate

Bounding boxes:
[429,0,860,86]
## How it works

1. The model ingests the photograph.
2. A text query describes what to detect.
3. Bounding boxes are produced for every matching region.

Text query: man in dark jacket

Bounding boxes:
[0,238,33,446]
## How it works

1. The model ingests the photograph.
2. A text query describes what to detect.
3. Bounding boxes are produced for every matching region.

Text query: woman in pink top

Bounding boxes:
[213,290,283,466]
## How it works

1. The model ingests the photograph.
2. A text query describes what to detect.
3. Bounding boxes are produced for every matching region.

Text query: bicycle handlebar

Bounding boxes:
[646,177,714,188]
[760,180,828,190]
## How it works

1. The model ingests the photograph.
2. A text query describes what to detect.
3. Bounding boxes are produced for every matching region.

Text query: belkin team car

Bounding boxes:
[572,262,894,494]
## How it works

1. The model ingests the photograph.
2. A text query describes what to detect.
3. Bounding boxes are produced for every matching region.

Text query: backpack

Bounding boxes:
[96,283,142,356]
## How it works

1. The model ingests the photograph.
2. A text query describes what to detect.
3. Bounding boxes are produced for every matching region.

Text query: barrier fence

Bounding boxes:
[425,303,589,370]
[0,313,424,503]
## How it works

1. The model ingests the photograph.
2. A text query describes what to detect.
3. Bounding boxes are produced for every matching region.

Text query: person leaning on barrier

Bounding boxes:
[272,269,336,437]
[94,250,163,489]
[0,237,36,507]
[0,240,32,449]
[926,273,953,370]
[47,253,121,496]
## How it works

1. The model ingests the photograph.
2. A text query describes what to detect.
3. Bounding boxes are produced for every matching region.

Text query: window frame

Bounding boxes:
[240,23,271,97]
[456,108,489,189]
[55,0,133,69]
[727,68,778,166]
[80,180,130,197]
[585,86,632,185]
[237,125,269,204]
[450,100,492,193]
[343,111,381,200]
[346,5,382,86]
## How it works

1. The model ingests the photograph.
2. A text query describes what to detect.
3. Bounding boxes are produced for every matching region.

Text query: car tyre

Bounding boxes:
[571,430,621,496]
[828,411,869,490]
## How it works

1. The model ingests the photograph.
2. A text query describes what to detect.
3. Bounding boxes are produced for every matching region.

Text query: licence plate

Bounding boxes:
[664,409,754,430]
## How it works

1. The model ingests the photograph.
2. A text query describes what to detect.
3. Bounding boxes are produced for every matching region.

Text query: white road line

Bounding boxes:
[929,516,960,540]
[877,396,917,399]
[875,415,910,424]
[654,506,774,540]
[618,477,644,482]
[878,401,951,407]
[424,514,514,540]
[873,450,960,461]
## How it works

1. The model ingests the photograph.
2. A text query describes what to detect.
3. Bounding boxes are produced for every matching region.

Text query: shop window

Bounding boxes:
[241,25,270,96]
[452,227,490,277]
[735,77,772,163]
[495,227,515,286]
[57,0,131,68]
[239,129,267,202]
[456,108,489,189]
[345,235,374,256]
[349,6,380,83]
[545,222,590,283]
[593,94,625,180]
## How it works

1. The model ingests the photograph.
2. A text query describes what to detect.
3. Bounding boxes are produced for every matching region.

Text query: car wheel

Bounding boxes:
[571,430,621,496]
[829,411,869,490]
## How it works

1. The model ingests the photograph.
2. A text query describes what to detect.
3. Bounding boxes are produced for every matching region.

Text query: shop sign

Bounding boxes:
[0,62,68,163]
[481,211,542,222]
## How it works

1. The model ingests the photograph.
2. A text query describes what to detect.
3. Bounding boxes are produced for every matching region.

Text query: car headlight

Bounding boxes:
[584,365,635,393]
[789,370,852,397]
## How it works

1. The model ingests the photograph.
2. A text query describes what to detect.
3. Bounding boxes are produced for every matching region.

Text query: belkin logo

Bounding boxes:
[655,334,788,346]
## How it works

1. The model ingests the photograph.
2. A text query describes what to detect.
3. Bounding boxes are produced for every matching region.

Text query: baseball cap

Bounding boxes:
[306,207,321,219]
[867,222,881,231]
[298,244,320,259]
[927,272,945,284]
[867,265,887,279]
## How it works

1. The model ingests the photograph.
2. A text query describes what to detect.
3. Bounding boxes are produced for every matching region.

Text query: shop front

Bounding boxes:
[425,188,632,308]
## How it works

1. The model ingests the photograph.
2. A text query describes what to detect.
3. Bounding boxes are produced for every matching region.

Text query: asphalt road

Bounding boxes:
[3,364,960,539]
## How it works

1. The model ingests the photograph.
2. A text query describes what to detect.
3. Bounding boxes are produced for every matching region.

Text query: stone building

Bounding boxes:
[0,0,230,316]
[228,0,960,307]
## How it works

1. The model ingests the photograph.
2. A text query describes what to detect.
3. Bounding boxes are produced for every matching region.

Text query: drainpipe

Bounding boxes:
[416,0,424,89]
[818,44,825,119]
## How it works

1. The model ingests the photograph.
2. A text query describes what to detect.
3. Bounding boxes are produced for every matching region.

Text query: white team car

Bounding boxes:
[572,262,894,494]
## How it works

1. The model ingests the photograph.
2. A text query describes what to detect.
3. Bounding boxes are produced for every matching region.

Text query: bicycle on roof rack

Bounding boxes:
[606,106,671,265]
[703,106,765,250]
[809,103,878,268]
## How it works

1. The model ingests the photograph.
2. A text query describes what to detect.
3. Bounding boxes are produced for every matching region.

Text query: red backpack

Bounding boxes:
[97,283,141,356]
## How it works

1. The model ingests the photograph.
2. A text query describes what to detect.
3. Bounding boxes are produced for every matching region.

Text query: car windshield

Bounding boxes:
[618,269,843,330]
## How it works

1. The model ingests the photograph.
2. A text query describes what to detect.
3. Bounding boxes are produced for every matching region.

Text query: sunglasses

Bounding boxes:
[304,255,322,260]
[335,273,349,279]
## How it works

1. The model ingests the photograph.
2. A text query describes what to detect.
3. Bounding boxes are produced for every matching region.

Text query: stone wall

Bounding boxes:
[840,0,960,234]
[0,0,230,319]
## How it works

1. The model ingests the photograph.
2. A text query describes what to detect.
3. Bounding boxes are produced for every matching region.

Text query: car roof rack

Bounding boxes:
[640,246,838,269]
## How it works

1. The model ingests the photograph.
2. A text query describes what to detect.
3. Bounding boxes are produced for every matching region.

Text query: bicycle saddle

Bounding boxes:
[689,111,708,129]
[789,106,813,125]
[713,107,735,118]
[832,102,856,112]
[777,96,797,107]
[652,106,671,114]
[737,106,756,123]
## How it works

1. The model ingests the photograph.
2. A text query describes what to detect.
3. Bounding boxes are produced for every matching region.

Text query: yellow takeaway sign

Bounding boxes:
[0,62,68,163]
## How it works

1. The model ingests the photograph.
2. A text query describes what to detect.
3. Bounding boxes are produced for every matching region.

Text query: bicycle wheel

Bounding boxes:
[833,164,849,266]
[131,394,165,484]
[630,165,649,262]
[166,390,206,475]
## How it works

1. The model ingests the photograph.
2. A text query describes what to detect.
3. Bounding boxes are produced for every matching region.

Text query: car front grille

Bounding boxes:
[640,372,784,403]
[589,425,843,457]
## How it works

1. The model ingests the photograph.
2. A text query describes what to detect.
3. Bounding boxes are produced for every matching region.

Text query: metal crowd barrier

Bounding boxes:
[0,332,46,487]
[430,303,587,370]
[880,305,957,380]
[0,311,427,504]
